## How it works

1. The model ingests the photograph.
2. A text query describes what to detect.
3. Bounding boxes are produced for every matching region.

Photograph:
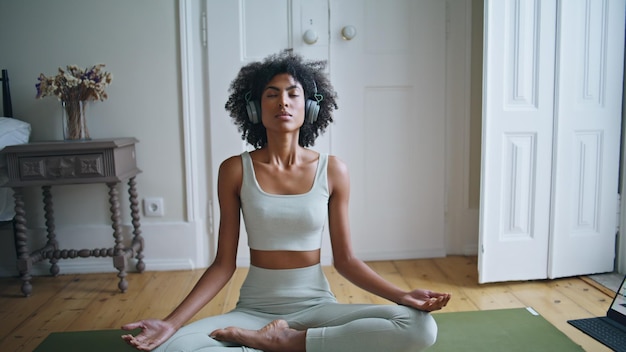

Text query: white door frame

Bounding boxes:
[178,0,213,267]
[445,0,479,256]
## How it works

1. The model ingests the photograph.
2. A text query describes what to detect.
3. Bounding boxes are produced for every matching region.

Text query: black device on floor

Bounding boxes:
[568,275,626,352]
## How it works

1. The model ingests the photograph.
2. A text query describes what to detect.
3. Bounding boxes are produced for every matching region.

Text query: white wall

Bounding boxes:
[0,0,204,277]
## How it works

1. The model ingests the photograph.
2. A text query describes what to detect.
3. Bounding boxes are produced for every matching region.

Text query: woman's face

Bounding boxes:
[260,73,306,129]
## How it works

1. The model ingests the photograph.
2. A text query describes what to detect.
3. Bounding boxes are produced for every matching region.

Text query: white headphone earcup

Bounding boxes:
[305,99,320,124]
[247,100,261,124]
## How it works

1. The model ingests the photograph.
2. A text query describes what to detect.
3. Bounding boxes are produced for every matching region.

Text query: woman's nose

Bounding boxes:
[279,94,288,107]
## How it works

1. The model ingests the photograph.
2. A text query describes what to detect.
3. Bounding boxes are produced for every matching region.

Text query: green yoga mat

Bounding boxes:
[35,308,582,351]
[34,329,140,352]
[428,307,584,351]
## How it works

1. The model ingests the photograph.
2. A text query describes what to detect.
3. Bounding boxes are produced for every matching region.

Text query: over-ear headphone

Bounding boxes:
[246,81,323,124]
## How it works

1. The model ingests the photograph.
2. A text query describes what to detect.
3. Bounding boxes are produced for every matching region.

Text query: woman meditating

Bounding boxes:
[121,50,451,352]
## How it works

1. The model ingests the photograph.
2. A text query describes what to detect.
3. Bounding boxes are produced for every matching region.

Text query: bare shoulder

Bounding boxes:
[327,155,350,194]
[218,155,244,189]
[327,155,349,176]
[219,154,243,173]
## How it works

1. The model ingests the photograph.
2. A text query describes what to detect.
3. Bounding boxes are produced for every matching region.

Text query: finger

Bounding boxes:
[123,336,140,348]
[419,299,435,311]
[122,337,136,348]
[428,301,443,311]
[127,336,153,351]
[123,334,150,350]
[429,298,446,311]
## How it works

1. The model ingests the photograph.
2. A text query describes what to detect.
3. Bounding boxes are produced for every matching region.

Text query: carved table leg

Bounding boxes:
[12,187,32,297]
[127,177,145,273]
[42,186,60,276]
[107,182,128,293]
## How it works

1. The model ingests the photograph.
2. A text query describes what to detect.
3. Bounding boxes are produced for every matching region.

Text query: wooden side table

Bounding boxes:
[1,138,144,297]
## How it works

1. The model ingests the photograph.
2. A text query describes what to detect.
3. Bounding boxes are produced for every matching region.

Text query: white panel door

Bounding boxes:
[479,0,558,283]
[549,0,625,278]
[330,0,447,259]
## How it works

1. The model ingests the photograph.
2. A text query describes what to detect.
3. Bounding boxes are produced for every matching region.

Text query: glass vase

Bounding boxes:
[62,100,91,140]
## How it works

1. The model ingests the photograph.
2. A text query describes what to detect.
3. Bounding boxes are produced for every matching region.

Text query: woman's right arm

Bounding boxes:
[121,156,243,351]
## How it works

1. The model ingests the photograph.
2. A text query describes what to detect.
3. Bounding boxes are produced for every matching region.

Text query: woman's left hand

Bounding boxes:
[399,289,451,312]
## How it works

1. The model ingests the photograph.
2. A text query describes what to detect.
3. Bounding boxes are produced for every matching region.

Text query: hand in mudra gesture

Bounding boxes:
[400,289,451,312]
[121,319,177,351]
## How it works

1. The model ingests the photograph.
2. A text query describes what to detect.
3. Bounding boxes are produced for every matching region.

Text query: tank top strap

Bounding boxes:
[241,151,255,187]
[315,153,329,194]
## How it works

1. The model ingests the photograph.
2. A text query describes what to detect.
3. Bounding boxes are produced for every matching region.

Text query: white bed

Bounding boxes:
[0,70,31,221]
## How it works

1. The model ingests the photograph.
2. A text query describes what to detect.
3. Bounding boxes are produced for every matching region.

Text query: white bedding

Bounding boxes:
[0,117,31,221]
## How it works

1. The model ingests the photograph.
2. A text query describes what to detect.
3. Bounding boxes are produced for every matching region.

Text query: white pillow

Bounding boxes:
[0,117,31,147]
[0,117,31,221]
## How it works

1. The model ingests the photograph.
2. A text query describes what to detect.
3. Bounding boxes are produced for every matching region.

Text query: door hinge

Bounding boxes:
[201,11,207,47]
[617,193,621,233]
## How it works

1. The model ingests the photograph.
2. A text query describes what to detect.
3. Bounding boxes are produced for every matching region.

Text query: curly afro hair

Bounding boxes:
[225,50,338,148]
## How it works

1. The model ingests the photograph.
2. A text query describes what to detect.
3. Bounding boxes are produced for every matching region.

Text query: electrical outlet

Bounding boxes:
[143,197,164,217]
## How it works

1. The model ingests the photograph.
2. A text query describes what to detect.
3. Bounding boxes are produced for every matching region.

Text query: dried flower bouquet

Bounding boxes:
[36,64,112,140]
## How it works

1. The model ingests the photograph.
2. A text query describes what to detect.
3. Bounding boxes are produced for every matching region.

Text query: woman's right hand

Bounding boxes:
[121,319,177,351]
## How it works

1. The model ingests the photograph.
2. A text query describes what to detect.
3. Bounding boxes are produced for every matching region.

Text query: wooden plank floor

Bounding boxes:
[0,256,613,351]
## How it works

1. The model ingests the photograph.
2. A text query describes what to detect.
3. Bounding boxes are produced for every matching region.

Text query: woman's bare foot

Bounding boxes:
[210,319,306,352]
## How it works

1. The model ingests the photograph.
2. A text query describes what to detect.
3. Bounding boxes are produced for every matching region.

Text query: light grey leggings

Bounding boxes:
[155,264,437,352]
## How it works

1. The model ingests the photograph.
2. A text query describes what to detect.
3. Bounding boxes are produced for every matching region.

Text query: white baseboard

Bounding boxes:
[28,257,196,276]
[356,248,447,262]
[0,220,207,277]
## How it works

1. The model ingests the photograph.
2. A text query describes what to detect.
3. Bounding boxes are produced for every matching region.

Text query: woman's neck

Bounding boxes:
[263,133,304,166]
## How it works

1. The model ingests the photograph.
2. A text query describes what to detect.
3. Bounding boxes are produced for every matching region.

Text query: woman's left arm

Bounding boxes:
[326,156,451,312]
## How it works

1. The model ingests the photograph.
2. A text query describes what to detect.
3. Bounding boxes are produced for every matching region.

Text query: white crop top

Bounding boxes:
[240,151,329,251]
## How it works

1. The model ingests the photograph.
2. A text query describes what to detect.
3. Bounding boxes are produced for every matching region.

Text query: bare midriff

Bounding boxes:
[250,249,321,269]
